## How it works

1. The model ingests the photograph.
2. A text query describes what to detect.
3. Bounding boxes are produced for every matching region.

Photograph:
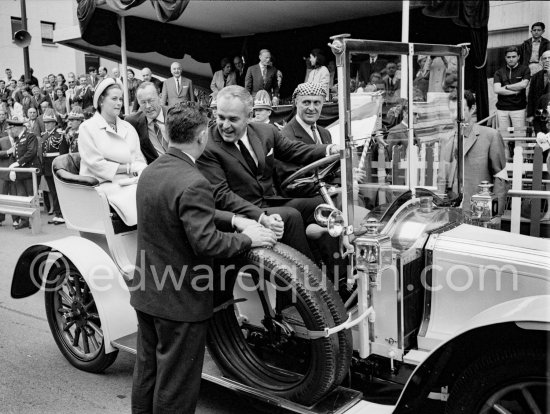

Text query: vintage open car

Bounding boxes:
[10,38,550,413]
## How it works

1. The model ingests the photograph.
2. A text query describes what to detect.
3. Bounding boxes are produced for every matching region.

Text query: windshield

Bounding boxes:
[328,40,464,230]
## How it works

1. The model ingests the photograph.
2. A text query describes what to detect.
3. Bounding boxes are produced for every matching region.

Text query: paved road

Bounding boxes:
[0,213,266,414]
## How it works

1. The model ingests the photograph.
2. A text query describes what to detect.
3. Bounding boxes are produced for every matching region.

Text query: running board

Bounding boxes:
[112,333,363,414]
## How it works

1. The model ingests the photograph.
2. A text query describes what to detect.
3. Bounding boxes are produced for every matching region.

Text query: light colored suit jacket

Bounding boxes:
[438,124,507,212]
[160,76,195,107]
[210,70,237,95]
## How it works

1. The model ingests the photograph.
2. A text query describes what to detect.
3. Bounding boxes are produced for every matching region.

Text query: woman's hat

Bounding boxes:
[93,77,119,109]
[253,90,272,110]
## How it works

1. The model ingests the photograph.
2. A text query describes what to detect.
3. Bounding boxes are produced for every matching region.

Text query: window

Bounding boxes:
[41,21,56,44]
[11,17,22,40]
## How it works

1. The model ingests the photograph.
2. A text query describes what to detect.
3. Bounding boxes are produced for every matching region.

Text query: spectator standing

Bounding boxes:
[5,117,41,230]
[233,56,246,87]
[41,109,67,224]
[126,69,142,112]
[527,50,550,124]
[75,75,94,113]
[87,66,99,90]
[0,80,9,102]
[53,87,68,125]
[0,108,7,135]
[211,58,236,96]
[383,62,401,105]
[245,49,279,98]
[306,49,330,100]
[0,125,15,225]
[161,62,195,106]
[63,107,84,153]
[141,68,162,93]
[493,46,530,129]
[4,68,13,84]
[520,22,550,76]
[26,107,44,137]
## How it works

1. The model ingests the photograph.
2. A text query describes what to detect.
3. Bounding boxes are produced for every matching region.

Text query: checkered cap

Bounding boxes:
[292,82,326,101]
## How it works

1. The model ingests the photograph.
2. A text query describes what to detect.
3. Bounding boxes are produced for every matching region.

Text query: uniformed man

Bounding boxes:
[41,109,67,224]
[63,108,85,154]
[6,117,41,229]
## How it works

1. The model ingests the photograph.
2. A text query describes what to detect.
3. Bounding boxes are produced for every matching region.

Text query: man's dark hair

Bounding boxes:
[449,89,476,109]
[166,103,207,145]
[505,46,520,55]
[532,22,545,31]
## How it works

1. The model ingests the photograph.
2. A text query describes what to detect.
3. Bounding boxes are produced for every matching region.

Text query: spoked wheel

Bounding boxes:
[446,348,548,414]
[207,246,351,406]
[44,262,118,372]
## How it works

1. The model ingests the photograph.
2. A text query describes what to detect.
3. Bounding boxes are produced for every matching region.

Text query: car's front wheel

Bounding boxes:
[446,348,548,414]
[44,262,118,372]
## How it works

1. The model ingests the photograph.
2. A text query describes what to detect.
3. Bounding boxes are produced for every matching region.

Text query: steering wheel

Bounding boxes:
[280,154,340,189]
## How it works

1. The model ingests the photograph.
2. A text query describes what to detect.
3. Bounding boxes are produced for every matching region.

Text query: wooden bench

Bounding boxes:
[0,167,42,234]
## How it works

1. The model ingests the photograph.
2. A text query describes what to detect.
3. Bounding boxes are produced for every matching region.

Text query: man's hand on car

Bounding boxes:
[259,214,284,239]
[242,225,277,248]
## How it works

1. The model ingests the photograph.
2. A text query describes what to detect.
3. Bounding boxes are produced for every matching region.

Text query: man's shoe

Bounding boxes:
[53,216,65,225]
[14,221,30,230]
[12,220,19,227]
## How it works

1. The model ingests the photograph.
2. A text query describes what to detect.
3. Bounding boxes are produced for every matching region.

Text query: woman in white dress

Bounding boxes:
[306,48,330,99]
[79,78,147,225]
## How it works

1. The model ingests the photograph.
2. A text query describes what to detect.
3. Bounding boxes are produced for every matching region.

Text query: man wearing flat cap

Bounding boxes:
[278,82,332,197]
[197,85,339,259]
[5,117,41,229]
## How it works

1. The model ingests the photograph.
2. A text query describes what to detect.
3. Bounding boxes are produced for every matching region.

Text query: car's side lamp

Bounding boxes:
[354,218,392,274]
[470,181,498,220]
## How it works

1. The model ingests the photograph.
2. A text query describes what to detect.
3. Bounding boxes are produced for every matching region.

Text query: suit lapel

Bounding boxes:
[212,127,255,176]
[463,124,479,156]
[292,119,315,145]
[247,126,265,174]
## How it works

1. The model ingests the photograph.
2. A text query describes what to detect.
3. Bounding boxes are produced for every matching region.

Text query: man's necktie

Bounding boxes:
[237,140,258,174]
[311,125,322,144]
[153,120,168,151]
[176,78,180,95]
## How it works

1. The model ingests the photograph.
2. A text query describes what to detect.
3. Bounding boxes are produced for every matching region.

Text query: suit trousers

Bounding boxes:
[132,310,208,414]
[44,175,61,216]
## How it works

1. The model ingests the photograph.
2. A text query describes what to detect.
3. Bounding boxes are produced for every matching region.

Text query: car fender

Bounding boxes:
[11,236,137,353]
[393,295,550,412]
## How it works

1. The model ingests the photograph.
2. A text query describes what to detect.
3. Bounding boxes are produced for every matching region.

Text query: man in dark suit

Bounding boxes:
[233,56,247,87]
[160,62,195,107]
[126,82,170,164]
[519,22,550,75]
[527,50,550,124]
[5,117,41,229]
[245,49,279,98]
[197,85,339,259]
[130,103,275,414]
[0,80,9,103]
[26,107,45,137]
[279,82,332,197]
[75,75,94,113]
[357,54,388,84]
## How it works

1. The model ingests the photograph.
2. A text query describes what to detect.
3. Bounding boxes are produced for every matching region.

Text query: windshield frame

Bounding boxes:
[329,36,468,233]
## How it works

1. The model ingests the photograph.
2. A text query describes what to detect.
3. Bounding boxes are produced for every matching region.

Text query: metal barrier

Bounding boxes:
[0,167,41,234]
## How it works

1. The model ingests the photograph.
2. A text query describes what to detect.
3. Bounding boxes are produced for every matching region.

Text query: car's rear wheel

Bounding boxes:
[44,262,118,372]
[207,246,351,406]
